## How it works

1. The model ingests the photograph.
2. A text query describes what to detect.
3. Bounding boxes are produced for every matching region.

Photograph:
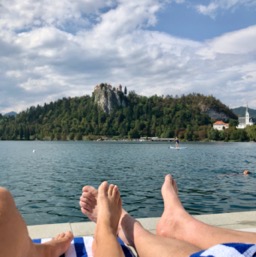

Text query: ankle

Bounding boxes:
[33,244,52,257]
[96,223,117,239]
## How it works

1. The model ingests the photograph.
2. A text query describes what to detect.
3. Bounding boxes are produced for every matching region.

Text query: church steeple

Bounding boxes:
[237,104,254,129]
[245,103,250,125]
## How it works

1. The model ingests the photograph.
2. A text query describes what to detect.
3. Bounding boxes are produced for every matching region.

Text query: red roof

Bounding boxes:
[213,121,228,125]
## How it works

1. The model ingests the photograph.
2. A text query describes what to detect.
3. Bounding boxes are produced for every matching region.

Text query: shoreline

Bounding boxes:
[28,210,256,239]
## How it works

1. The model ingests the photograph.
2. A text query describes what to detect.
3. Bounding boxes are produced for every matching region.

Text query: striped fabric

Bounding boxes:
[191,243,256,257]
[33,236,135,257]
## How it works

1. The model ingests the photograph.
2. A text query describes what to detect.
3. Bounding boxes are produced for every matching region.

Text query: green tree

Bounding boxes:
[246,125,256,141]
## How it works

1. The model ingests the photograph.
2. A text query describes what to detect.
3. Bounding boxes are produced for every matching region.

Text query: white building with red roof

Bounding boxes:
[213,121,229,130]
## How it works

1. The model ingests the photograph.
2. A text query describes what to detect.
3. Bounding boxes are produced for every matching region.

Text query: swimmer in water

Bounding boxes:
[243,169,251,175]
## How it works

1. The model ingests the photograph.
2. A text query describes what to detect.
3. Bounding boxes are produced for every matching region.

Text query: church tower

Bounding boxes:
[245,104,250,126]
[237,104,254,129]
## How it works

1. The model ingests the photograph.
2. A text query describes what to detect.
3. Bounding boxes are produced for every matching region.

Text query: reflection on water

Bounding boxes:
[0,141,256,225]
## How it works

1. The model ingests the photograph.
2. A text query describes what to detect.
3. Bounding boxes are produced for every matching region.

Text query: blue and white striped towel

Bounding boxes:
[191,243,256,257]
[33,236,135,257]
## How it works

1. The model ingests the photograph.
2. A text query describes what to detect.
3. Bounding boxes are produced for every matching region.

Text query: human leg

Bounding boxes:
[156,174,256,249]
[0,187,73,257]
[93,181,125,257]
[120,211,201,257]
[80,183,201,257]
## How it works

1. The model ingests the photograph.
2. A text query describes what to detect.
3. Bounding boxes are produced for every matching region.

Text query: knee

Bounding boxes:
[0,187,14,205]
[0,188,17,222]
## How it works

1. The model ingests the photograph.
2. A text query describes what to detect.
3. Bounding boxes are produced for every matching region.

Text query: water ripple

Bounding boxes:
[0,141,256,225]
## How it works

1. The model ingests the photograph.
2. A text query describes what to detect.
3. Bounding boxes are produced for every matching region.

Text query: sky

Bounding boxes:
[1,0,256,114]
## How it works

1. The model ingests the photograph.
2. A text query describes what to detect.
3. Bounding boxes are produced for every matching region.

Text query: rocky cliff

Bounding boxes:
[205,109,231,120]
[198,98,237,121]
[93,83,127,114]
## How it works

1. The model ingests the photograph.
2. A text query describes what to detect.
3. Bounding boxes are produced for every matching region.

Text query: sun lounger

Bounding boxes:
[190,243,256,257]
[33,236,135,257]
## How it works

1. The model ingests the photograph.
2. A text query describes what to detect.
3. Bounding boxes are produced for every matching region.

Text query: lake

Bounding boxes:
[0,141,256,225]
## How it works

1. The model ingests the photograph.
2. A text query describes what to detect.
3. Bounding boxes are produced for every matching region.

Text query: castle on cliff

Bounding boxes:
[93,83,127,114]
[94,83,123,92]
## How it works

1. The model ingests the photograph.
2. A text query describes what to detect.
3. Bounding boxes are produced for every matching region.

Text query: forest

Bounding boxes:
[1,90,256,142]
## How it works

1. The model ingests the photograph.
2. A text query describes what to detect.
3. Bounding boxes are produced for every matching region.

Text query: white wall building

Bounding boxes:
[213,121,229,130]
[236,105,254,129]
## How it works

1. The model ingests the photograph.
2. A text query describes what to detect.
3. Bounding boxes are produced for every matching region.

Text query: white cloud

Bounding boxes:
[0,0,117,31]
[196,3,218,18]
[0,0,256,113]
[197,25,256,58]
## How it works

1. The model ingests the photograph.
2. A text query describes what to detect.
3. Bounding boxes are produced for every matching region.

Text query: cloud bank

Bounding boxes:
[0,0,256,113]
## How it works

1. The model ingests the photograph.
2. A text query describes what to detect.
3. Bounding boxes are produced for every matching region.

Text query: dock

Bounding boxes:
[28,211,256,239]
[140,137,175,141]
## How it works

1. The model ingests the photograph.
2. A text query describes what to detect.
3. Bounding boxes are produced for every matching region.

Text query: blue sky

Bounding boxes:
[0,0,256,114]
[155,1,256,41]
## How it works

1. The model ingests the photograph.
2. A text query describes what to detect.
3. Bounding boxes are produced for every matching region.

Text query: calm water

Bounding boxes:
[0,141,256,225]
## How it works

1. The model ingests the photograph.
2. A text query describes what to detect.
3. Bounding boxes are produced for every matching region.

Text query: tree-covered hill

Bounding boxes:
[0,85,249,141]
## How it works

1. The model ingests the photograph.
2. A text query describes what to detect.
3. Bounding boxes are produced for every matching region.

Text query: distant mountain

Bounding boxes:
[4,111,17,117]
[232,107,256,118]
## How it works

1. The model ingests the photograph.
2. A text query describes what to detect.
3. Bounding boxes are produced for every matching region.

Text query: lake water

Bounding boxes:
[0,141,256,225]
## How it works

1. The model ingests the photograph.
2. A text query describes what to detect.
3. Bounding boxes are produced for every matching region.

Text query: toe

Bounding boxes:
[108,184,115,196]
[99,181,108,196]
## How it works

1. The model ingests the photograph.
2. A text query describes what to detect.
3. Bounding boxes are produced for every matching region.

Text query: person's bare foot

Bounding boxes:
[35,231,73,257]
[96,181,122,234]
[79,184,132,246]
[156,174,191,239]
[80,184,127,231]
[80,185,98,222]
